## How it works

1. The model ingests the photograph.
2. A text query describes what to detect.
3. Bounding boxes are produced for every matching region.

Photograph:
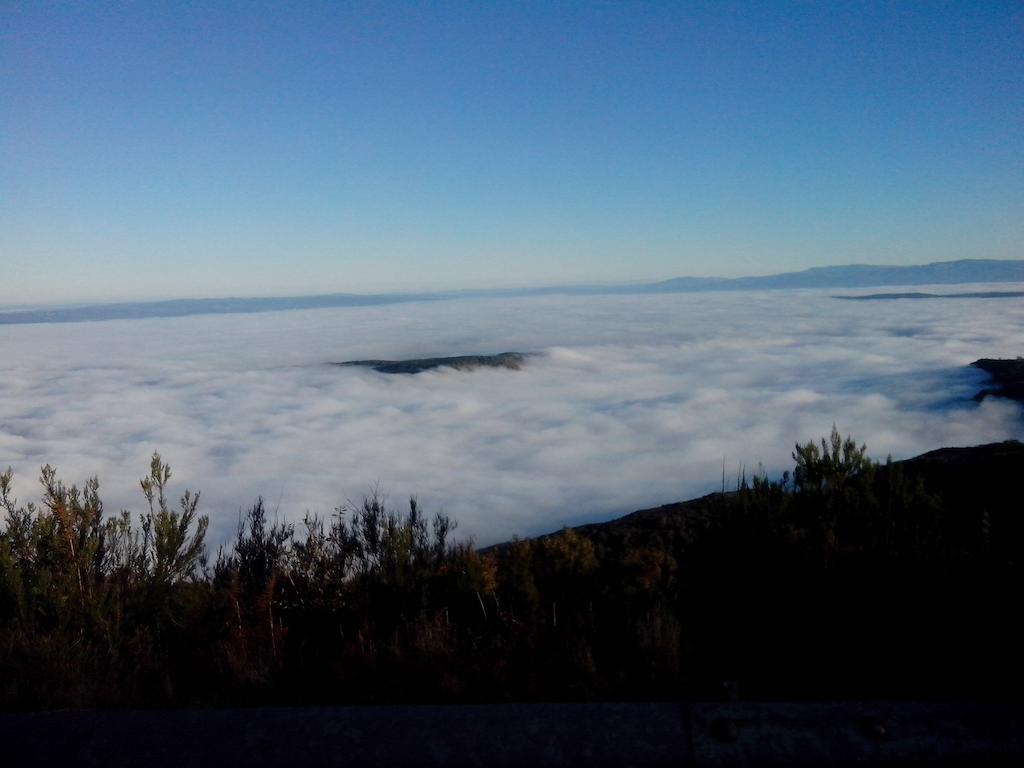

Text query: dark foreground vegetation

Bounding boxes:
[1,430,1022,711]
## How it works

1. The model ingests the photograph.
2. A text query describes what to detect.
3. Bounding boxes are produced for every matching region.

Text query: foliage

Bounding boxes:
[0,432,1021,709]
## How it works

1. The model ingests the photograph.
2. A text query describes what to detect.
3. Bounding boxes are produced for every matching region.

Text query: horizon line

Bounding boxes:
[4,256,1023,315]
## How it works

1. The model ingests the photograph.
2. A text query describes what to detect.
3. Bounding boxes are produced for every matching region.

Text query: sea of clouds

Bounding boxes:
[1,287,1022,546]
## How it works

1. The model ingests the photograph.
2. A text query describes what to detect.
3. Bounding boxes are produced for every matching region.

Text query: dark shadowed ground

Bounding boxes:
[2,701,1022,767]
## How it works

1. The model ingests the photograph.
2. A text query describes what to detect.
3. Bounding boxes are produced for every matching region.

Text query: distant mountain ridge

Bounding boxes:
[2,259,1022,325]
[648,259,1024,292]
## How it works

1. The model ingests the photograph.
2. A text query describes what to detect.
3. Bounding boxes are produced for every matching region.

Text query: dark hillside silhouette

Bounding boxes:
[973,357,1024,402]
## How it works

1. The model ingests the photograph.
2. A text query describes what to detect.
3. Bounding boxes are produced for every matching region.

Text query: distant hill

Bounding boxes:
[834,291,1024,301]
[649,259,1024,293]
[0,292,441,326]
[2,258,1022,325]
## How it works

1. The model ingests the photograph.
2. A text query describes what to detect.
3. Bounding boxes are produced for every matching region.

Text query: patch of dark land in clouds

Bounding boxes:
[973,357,1024,403]
[835,291,1024,300]
[336,352,528,374]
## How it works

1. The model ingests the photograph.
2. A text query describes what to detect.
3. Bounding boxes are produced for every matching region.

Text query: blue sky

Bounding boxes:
[2,1,1022,304]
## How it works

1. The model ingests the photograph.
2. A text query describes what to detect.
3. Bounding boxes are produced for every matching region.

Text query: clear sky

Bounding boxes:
[2,1,1022,304]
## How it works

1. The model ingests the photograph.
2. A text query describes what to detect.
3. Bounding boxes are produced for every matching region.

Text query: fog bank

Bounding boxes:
[1,287,1021,545]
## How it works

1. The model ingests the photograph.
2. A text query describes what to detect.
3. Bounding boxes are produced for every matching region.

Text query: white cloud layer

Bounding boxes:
[2,287,1023,546]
